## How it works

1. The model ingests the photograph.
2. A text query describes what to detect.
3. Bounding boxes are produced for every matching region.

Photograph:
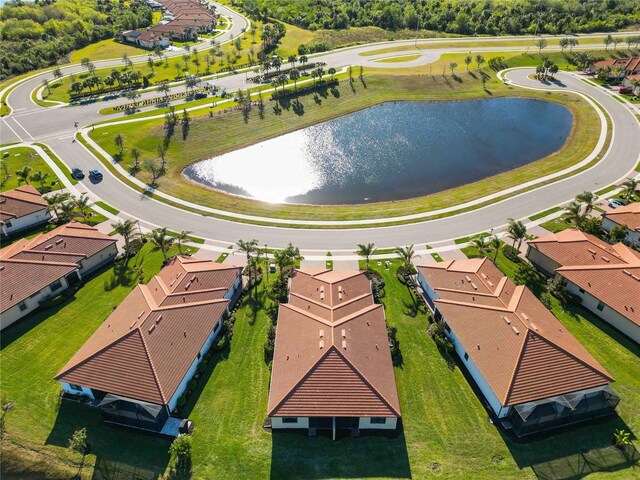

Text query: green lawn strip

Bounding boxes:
[94,201,120,215]
[375,54,422,63]
[216,252,229,262]
[540,216,574,233]
[430,252,443,262]
[0,243,197,478]
[459,240,520,278]
[81,209,108,226]
[88,69,603,223]
[165,229,205,244]
[455,232,489,244]
[0,146,64,193]
[30,83,62,108]
[596,184,619,196]
[529,206,561,221]
[32,143,78,186]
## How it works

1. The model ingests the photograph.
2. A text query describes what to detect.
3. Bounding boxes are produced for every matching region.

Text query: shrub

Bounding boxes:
[502,244,520,262]
[187,379,197,392]
[177,395,186,408]
[169,434,192,470]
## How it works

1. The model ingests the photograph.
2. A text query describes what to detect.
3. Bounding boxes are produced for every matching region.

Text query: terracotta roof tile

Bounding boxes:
[56,256,241,405]
[0,185,48,222]
[268,269,400,417]
[418,258,612,406]
[603,202,640,231]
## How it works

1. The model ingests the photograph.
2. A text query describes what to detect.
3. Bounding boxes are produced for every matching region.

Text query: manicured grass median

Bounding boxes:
[94,201,120,215]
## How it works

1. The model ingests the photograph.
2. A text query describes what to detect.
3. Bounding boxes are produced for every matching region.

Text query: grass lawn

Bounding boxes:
[540,216,574,233]
[0,243,196,478]
[529,206,562,221]
[89,64,602,223]
[70,39,149,64]
[2,251,639,478]
[375,54,422,63]
[94,200,120,215]
[275,21,315,58]
[0,146,63,193]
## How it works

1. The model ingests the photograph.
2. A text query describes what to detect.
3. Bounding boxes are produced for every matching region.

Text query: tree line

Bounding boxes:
[0,0,152,80]
[234,0,639,36]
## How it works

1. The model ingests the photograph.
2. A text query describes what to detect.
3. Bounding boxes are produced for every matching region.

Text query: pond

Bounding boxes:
[184,98,573,205]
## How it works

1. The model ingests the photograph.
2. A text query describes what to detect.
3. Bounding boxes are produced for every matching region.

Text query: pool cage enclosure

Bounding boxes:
[99,394,170,432]
[508,386,620,437]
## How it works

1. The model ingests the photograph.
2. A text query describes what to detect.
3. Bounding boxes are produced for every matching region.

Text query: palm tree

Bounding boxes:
[29,171,49,191]
[111,219,139,251]
[576,191,598,215]
[15,166,32,185]
[148,227,175,262]
[46,192,70,218]
[356,242,377,276]
[564,201,586,228]
[464,55,472,71]
[449,62,458,75]
[237,239,259,265]
[175,230,193,254]
[488,235,501,262]
[289,69,300,90]
[73,194,92,221]
[620,178,638,201]
[506,218,528,250]
[394,245,417,271]
[287,54,297,68]
[470,235,491,257]
[58,201,75,223]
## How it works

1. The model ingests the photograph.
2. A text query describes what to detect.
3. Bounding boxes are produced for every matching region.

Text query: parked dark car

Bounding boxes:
[71,168,84,180]
[89,169,103,181]
[194,92,207,99]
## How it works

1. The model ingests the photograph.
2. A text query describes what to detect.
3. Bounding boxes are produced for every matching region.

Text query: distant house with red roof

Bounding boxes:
[0,185,51,237]
[417,258,619,437]
[603,202,640,245]
[526,229,640,343]
[0,222,117,329]
[587,56,640,80]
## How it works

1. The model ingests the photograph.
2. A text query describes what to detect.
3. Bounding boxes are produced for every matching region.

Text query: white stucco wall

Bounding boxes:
[79,243,118,276]
[358,417,398,430]
[417,271,438,302]
[2,209,50,236]
[602,217,640,246]
[225,274,242,300]
[0,275,70,330]
[60,381,95,399]
[525,246,561,276]
[564,279,640,343]
[168,318,222,411]
[271,417,310,429]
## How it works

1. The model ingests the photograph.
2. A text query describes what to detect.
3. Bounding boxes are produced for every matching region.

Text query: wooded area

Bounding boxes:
[0,0,152,80]
[235,0,640,35]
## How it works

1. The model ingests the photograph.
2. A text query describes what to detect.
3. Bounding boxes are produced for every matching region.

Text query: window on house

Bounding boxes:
[370,417,387,424]
[18,301,27,311]
[444,323,451,333]
[464,352,469,361]
[50,279,62,291]
[282,417,298,424]
[578,288,585,294]
[197,352,201,360]
[69,384,83,391]
[5,220,12,228]
[596,301,605,311]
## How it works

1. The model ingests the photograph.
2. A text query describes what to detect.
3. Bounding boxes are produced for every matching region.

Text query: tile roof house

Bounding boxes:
[0,222,117,330]
[588,56,640,78]
[56,256,242,434]
[267,269,400,438]
[0,185,51,237]
[417,258,618,437]
[526,229,640,343]
[602,202,640,246]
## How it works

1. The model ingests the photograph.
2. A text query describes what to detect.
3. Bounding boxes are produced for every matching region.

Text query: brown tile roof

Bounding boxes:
[56,256,241,405]
[593,57,640,72]
[527,228,628,267]
[0,185,48,223]
[0,260,77,313]
[1,221,116,262]
[268,269,400,418]
[527,228,640,326]
[417,259,613,406]
[0,222,116,313]
[603,202,640,231]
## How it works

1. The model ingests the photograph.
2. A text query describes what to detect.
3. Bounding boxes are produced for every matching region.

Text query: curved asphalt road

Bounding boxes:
[1,20,639,249]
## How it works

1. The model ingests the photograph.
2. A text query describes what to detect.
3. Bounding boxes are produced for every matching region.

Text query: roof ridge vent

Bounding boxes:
[601,256,610,263]
[503,315,511,325]
[319,340,324,349]
[138,310,145,319]
[319,328,324,338]
[512,326,520,335]
[148,324,156,334]
[129,321,137,329]
[521,313,529,321]
[156,315,162,324]
[341,329,346,338]
[588,248,596,255]
[465,275,472,282]
[471,282,478,290]
[55,239,64,245]
[342,339,347,349]
[44,244,53,250]
[623,269,631,275]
